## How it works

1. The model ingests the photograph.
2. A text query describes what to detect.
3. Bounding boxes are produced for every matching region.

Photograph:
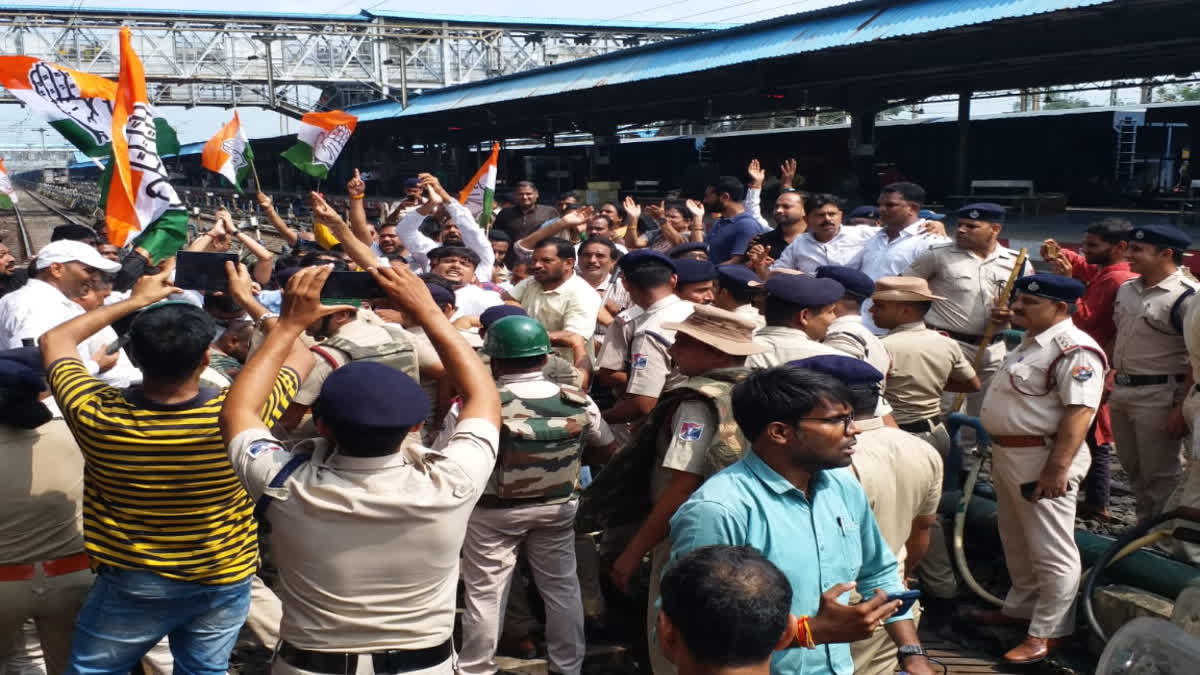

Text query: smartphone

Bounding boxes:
[1020,480,1039,502]
[856,589,921,616]
[320,271,384,299]
[175,251,239,292]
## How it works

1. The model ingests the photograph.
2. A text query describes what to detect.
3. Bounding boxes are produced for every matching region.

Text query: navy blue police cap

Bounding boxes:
[667,242,709,259]
[315,361,429,429]
[848,206,878,220]
[764,275,844,307]
[1129,224,1191,252]
[816,265,874,299]
[674,258,718,285]
[480,304,528,331]
[716,264,763,291]
[0,347,46,392]
[1013,273,1086,304]
[404,177,421,189]
[617,249,676,274]
[425,282,456,310]
[789,354,884,385]
[957,203,1007,224]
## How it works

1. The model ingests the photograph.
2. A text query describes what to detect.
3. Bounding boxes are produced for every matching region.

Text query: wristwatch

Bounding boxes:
[897,644,927,664]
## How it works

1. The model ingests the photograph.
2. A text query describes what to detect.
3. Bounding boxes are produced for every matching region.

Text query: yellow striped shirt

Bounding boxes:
[49,358,298,585]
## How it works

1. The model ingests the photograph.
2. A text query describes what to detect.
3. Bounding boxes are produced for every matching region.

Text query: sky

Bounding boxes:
[0,0,1161,153]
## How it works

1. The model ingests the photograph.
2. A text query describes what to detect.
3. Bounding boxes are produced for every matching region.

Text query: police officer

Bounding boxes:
[451,316,616,675]
[746,275,845,369]
[904,203,1033,416]
[1111,224,1198,521]
[600,305,765,675]
[816,265,890,378]
[601,251,695,426]
[976,274,1106,664]
[713,264,765,331]
[789,355,942,675]
[673,258,717,305]
[870,277,980,454]
[667,242,708,261]
[221,264,503,675]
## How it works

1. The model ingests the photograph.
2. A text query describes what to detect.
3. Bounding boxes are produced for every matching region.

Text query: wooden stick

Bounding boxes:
[950,247,1028,413]
[248,158,262,195]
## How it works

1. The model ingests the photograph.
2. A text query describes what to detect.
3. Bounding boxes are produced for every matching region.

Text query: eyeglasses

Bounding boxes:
[794,414,855,433]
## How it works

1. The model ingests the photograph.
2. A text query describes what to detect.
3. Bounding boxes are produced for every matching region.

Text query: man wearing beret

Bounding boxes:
[713,264,765,331]
[667,242,709,261]
[673,258,717,305]
[816,265,890,379]
[746,275,844,369]
[220,263,502,675]
[977,274,1107,663]
[790,355,942,675]
[904,203,1032,419]
[1110,224,1199,521]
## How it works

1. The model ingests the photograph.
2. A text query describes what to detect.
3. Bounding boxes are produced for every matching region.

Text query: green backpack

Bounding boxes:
[494,384,591,504]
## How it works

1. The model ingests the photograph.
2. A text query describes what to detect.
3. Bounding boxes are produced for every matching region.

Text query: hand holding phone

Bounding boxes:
[176,251,240,292]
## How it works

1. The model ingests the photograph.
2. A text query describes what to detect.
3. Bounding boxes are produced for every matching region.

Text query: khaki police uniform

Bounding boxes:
[824,314,890,382]
[979,318,1105,639]
[880,321,976,456]
[1110,269,1198,520]
[624,295,695,400]
[905,243,1032,417]
[1168,291,1200,564]
[227,416,500,675]
[0,415,92,675]
[732,303,766,332]
[447,372,614,675]
[295,319,419,407]
[745,326,842,369]
[848,416,942,675]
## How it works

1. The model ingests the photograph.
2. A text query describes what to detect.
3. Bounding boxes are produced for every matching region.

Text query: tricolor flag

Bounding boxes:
[202,111,255,192]
[0,55,179,158]
[459,142,500,228]
[102,27,188,261]
[281,111,357,179]
[0,159,16,210]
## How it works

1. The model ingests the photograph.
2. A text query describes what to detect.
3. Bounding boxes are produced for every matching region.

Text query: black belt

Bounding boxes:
[277,640,452,675]
[927,325,1003,347]
[1113,373,1185,387]
[897,417,941,434]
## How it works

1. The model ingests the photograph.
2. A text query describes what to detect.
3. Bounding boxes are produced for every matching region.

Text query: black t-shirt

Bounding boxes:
[755,227,793,260]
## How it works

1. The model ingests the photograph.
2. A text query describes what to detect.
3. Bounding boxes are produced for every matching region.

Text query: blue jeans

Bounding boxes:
[67,567,251,675]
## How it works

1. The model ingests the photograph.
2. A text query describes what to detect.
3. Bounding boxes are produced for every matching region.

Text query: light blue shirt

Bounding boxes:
[668,450,909,675]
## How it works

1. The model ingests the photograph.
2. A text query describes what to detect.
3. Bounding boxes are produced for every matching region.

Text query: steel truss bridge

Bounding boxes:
[0,6,707,117]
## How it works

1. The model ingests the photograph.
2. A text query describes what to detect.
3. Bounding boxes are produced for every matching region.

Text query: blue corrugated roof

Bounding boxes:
[363,9,729,32]
[0,4,368,22]
[68,140,203,170]
[349,0,1114,123]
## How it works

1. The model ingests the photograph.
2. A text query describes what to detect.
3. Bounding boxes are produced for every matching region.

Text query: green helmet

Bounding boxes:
[483,315,552,359]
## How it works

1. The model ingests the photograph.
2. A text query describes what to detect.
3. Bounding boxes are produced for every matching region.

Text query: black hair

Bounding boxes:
[557,191,577,202]
[323,422,411,457]
[600,202,627,220]
[732,367,853,441]
[720,280,761,306]
[912,300,933,316]
[580,237,621,262]
[839,292,862,309]
[709,176,746,203]
[1085,218,1133,245]
[590,214,616,232]
[203,293,241,316]
[221,319,254,344]
[804,193,844,213]
[660,545,792,668]
[624,262,675,290]
[534,237,576,261]
[494,354,548,371]
[488,229,511,243]
[1151,244,1186,266]
[880,181,925,206]
[129,304,217,381]
[428,245,481,268]
[664,200,696,222]
[516,180,538,191]
[298,251,349,271]
[418,274,459,307]
[418,217,443,240]
[0,386,52,428]
[763,295,824,327]
[846,385,881,417]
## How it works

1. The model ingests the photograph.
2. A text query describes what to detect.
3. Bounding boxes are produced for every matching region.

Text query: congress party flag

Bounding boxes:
[102,26,187,261]
[0,159,16,210]
[459,142,500,228]
[281,110,357,179]
[202,111,255,192]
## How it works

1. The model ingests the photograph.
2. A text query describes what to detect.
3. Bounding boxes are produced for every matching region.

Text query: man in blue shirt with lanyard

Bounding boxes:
[668,366,935,675]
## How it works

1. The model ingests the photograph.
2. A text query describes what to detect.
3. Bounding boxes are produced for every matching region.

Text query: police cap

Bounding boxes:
[315,361,429,429]
[1129,224,1191,252]
[956,203,1007,224]
[815,265,874,299]
[715,264,762,291]
[1013,273,1086,304]
[617,249,675,274]
[764,275,843,307]
[674,258,718,285]
[789,354,884,385]
[667,242,709,259]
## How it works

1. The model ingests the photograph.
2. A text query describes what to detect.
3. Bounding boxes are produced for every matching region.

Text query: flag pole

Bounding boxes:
[249,159,262,195]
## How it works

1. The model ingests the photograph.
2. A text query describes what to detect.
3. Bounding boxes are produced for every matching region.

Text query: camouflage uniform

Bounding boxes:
[451,372,614,675]
[296,320,419,407]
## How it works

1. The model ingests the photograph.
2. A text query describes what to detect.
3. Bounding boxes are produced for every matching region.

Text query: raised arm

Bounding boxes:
[311,192,377,272]
[685,199,706,243]
[368,264,500,427]
[346,169,373,246]
[425,173,495,278]
[622,197,643,249]
[518,206,591,253]
[232,229,275,285]
[257,192,299,246]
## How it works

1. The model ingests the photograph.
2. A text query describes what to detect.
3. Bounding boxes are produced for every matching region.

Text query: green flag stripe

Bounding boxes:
[281,141,329,179]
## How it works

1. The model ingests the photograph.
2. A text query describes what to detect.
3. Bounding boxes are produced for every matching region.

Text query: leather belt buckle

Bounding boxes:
[1114,374,1132,386]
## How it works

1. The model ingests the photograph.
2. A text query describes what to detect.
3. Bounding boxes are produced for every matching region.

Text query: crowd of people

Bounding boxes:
[2,157,1199,675]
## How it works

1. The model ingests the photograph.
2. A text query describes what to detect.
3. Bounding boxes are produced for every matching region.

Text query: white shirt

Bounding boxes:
[0,278,140,386]
[395,200,495,284]
[771,225,877,275]
[452,284,504,321]
[850,220,950,334]
[742,187,772,232]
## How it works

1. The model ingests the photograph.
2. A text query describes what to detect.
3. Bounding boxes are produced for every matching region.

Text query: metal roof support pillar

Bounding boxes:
[955,90,971,196]
[848,97,878,203]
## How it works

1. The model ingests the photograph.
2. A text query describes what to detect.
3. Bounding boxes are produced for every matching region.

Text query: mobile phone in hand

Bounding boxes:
[320,271,384,299]
[175,251,239,292]
[1020,480,1039,502]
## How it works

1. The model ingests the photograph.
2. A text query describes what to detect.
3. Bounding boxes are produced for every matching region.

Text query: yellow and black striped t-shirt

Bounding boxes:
[49,358,299,585]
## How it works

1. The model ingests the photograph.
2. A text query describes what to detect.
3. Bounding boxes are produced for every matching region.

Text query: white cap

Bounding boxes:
[34,240,121,274]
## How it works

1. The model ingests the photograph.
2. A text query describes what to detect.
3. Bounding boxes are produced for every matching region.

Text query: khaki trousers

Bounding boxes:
[459,500,585,675]
[1167,389,1200,564]
[1110,383,1184,521]
[851,603,922,675]
[992,443,1090,639]
[941,339,1005,420]
[915,517,957,600]
[646,542,675,675]
[0,565,92,675]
